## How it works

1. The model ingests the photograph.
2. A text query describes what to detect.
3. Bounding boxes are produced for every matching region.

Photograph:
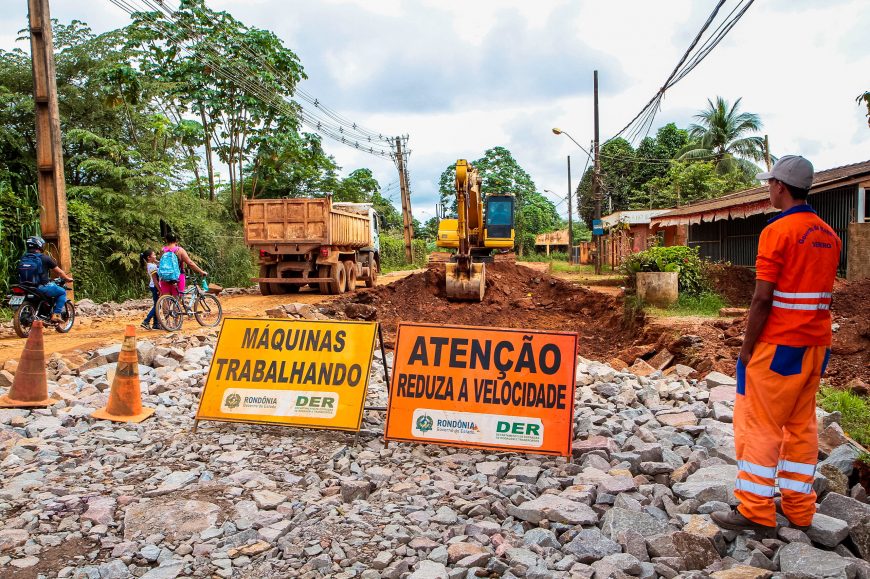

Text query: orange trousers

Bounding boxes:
[734,341,829,527]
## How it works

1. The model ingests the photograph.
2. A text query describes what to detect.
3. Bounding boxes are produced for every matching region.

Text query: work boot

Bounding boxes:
[50,313,63,324]
[711,509,777,537]
[775,498,811,531]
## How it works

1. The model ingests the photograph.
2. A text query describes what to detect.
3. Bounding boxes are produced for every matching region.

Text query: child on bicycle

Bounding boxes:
[158,233,207,297]
[140,249,160,331]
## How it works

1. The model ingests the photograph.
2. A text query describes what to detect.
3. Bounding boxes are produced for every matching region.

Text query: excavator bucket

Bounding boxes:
[445,261,485,302]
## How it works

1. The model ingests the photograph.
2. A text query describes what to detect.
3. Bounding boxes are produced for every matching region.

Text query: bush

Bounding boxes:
[818,386,870,447]
[518,251,569,263]
[380,233,428,272]
[621,245,710,296]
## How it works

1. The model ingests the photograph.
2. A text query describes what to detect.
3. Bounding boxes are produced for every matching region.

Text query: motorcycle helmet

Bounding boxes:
[25,236,46,250]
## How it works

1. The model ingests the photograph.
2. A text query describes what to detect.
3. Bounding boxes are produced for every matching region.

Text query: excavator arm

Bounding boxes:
[446,160,486,301]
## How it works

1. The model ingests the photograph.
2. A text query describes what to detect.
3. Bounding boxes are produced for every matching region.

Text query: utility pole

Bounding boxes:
[28,0,72,289]
[394,136,414,263]
[593,70,602,275]
[764,134,771,171]
[566,155,573,263]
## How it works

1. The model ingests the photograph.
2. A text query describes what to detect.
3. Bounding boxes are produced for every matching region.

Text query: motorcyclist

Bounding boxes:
[18,236,73,323]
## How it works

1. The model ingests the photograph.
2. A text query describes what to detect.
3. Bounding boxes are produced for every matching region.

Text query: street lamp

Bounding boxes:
[553,127,601,272]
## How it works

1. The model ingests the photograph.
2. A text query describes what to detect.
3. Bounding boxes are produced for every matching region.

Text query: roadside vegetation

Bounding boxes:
[379,236,429,273]
[818,386,870,447]
[646,292,727,318]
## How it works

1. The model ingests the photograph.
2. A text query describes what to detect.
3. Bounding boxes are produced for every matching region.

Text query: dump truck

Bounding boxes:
[244,197,380,295]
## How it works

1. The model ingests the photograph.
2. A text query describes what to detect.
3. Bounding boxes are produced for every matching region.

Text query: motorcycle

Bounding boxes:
[5,278,75,338]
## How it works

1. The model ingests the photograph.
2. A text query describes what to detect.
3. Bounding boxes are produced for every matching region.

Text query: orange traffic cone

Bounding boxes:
[0,321,57,408]
[91,325,154,423]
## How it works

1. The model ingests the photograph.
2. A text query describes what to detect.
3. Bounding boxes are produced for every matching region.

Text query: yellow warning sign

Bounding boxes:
[195,318,378,432]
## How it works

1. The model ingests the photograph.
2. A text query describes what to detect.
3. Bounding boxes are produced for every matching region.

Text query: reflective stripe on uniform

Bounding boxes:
[773,291,832,299]
[772,300,830,311]
[736,477,776,497]
[779,477,814,494]
[738,460,777,479]
[778,459,816,477]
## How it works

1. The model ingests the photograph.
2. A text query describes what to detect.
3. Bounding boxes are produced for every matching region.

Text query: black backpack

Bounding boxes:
[17,252,44,285]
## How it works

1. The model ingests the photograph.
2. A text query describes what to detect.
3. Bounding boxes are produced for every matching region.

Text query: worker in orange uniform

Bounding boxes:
[712,155,841,535]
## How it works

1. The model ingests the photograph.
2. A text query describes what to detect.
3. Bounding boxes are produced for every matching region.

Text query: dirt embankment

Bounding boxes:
[334,263,632,359]
[333,262,868,388]
[332,261,645,363]
[705,263,756,306]
[658,277,870,388]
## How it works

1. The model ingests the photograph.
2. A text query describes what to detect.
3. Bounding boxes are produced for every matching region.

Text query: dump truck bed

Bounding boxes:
[244,198,371,248]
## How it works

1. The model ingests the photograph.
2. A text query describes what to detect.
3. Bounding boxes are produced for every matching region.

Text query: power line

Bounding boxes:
[610,0,754,144]
[139,0,393,145]
[110,0,403,160]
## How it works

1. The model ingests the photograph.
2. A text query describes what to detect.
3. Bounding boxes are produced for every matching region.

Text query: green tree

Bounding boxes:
[632,123,689,188]
[419,216,440,241]
[679,96,765,179]
[436,149,558,253]
[129,0,306,211]
[642,161,745,209]
[371,190,403,231]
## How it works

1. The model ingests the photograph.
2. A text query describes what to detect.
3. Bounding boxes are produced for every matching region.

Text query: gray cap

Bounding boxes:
[756,155,814,190]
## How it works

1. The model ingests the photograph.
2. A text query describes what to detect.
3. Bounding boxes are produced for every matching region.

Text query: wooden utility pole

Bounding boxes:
[28,0,72,286]
[764,134,771,171]
[566,155,573,263]
[394,137,414,263]
[592,70,602,275]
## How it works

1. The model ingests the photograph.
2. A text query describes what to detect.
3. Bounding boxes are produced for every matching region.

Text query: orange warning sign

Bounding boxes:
[196,318,377,432]
[384,322,577,456]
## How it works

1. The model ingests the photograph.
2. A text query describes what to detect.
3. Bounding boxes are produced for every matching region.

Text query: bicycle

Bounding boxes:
[155,276,223,331]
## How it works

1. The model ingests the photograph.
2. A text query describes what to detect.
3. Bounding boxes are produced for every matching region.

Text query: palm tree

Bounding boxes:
[680,96,766,179]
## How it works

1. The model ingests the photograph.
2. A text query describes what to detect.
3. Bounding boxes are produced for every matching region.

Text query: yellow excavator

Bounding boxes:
[435,159,515,301]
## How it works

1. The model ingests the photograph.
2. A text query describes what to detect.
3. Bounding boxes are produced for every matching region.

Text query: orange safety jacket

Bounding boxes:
[755,205,841,347]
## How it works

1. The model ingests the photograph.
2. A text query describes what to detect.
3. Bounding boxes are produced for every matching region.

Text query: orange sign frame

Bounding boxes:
[384,322,577,456]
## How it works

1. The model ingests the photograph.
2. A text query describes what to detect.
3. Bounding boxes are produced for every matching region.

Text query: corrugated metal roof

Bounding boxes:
[651,159,870,227]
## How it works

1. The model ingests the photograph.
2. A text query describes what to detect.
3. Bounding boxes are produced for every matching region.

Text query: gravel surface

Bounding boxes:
[0,302,868,578]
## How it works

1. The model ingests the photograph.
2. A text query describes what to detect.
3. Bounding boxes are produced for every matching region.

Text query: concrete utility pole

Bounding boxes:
[394,137,414,263]
[28,0,73,288]
[593,70,602,275]
[566,155,573,263]
[764,134,771,171]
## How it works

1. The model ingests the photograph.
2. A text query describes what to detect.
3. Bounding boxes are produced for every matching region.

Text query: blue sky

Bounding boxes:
[2,0,868,221]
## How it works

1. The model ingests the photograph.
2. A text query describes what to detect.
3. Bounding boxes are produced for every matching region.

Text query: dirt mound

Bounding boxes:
[685,278,870,387]
[828,278,870,386]
[332,262,644,361]
[705,263,755,306]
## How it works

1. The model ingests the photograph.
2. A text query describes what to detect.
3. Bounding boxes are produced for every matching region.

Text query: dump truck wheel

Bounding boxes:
[258,265,272,296]
[327,263,347,294]
[268,266,288,295]
[365,258,378,288]
[318,265,331,294]
[344,261,357,292]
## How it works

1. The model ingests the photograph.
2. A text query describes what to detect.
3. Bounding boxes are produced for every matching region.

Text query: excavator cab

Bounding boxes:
[484,195,515,246]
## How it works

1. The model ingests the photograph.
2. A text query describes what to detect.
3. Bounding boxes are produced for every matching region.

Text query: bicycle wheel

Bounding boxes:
[156,295,184,331]
[194,293,223,327]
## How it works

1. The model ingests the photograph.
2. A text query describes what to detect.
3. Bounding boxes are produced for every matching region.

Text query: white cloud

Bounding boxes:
[2,0,867,223]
